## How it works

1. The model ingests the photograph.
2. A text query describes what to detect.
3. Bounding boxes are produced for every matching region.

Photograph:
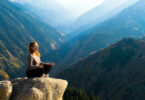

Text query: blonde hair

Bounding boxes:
[28,41,40,57]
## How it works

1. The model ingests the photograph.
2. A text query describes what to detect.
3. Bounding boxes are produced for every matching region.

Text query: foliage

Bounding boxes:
[64,87,99,100]
[58,38,145,100]
[0,69,9,80]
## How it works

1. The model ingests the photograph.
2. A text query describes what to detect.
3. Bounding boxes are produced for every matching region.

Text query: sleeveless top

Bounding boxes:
[26,53,41,71]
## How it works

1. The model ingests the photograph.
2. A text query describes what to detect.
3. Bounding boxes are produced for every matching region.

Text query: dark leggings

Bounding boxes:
[26,64,52,78]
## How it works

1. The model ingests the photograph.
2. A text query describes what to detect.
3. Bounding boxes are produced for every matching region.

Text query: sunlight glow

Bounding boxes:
[10,0,105,18]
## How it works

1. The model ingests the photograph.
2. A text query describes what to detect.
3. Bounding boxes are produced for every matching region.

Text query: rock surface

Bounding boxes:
[0,81,12,100]
[0,77,68,100]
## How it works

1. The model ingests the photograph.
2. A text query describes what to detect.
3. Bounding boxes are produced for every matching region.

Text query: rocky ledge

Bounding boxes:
[0,77,68,100]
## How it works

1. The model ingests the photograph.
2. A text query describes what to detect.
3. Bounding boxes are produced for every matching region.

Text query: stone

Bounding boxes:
[0,81,12,100]
[0,77,68,100]
[10,77,68,100]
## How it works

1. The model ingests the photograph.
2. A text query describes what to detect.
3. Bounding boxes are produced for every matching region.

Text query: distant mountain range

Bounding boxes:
[9,0,75,33]
[58,37,145,100]
[0,0,64,80]
[9,0,138,34]
[67,0,138,34]
[50,0,145,75]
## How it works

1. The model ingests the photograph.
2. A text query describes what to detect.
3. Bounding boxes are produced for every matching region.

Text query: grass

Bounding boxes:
[0,69,9,80]
[0,57,4,60]
[10,62,21,68]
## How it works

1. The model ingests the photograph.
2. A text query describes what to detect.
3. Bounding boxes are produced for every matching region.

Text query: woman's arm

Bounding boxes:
[40,62,50,65]
[40,62,55,66]
[27,55,39,70]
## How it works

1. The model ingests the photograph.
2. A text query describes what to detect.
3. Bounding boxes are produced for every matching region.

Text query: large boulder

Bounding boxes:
[0,81,12,100]
[0,77,68,100]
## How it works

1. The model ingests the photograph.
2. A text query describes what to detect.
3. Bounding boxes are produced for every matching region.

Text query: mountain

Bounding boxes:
[58,37,145,100]
[50,0,145,75]
[9,1,75,33]
[0,0,64,80]
[69,0,138,34]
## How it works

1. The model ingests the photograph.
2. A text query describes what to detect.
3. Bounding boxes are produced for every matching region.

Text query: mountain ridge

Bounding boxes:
[50,0,145,75]
[0,0,64,80]
[57,37,145,100]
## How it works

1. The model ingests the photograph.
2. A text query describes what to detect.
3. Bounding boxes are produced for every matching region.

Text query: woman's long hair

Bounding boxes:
[28,41,40,57]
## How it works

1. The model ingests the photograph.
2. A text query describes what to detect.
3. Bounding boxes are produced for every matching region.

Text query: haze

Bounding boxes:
[10,0,105,18]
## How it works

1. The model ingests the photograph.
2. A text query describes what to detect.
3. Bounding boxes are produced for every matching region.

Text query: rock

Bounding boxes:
[10,77,27,85]
[0,81,12,100]
[0,77,68,100]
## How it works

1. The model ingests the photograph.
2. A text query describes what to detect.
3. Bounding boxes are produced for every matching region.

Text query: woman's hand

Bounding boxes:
[49,62,55,66]
[38,63,44,68]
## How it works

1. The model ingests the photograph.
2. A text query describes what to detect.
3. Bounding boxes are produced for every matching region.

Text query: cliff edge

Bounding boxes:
[0,77,68,100]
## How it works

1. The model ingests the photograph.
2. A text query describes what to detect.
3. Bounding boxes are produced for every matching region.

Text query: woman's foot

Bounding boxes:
[44,74,49,77]
[42,74,45,77]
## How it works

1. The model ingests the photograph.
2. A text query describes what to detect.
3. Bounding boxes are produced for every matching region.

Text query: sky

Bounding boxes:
[10,0,105,18]
[9,0,139,29]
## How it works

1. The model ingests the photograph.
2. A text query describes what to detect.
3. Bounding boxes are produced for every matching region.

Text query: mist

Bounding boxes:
[10,0,105,20]
[9,0,139,33]
[68,0,139,34]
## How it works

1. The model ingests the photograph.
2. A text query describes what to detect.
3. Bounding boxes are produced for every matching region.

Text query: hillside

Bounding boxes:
[58,37,145,100]
[0,0,64,80]
[69,0,138,34]
[51,0,145,75]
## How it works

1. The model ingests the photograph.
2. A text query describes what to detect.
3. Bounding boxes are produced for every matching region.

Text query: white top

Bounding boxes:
[27,53,41,71]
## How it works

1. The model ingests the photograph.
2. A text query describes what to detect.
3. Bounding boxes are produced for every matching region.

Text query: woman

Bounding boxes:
[26,41,55,78]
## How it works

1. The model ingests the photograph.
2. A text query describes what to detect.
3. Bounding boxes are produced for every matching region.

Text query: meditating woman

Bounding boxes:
[26,41,55,78]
